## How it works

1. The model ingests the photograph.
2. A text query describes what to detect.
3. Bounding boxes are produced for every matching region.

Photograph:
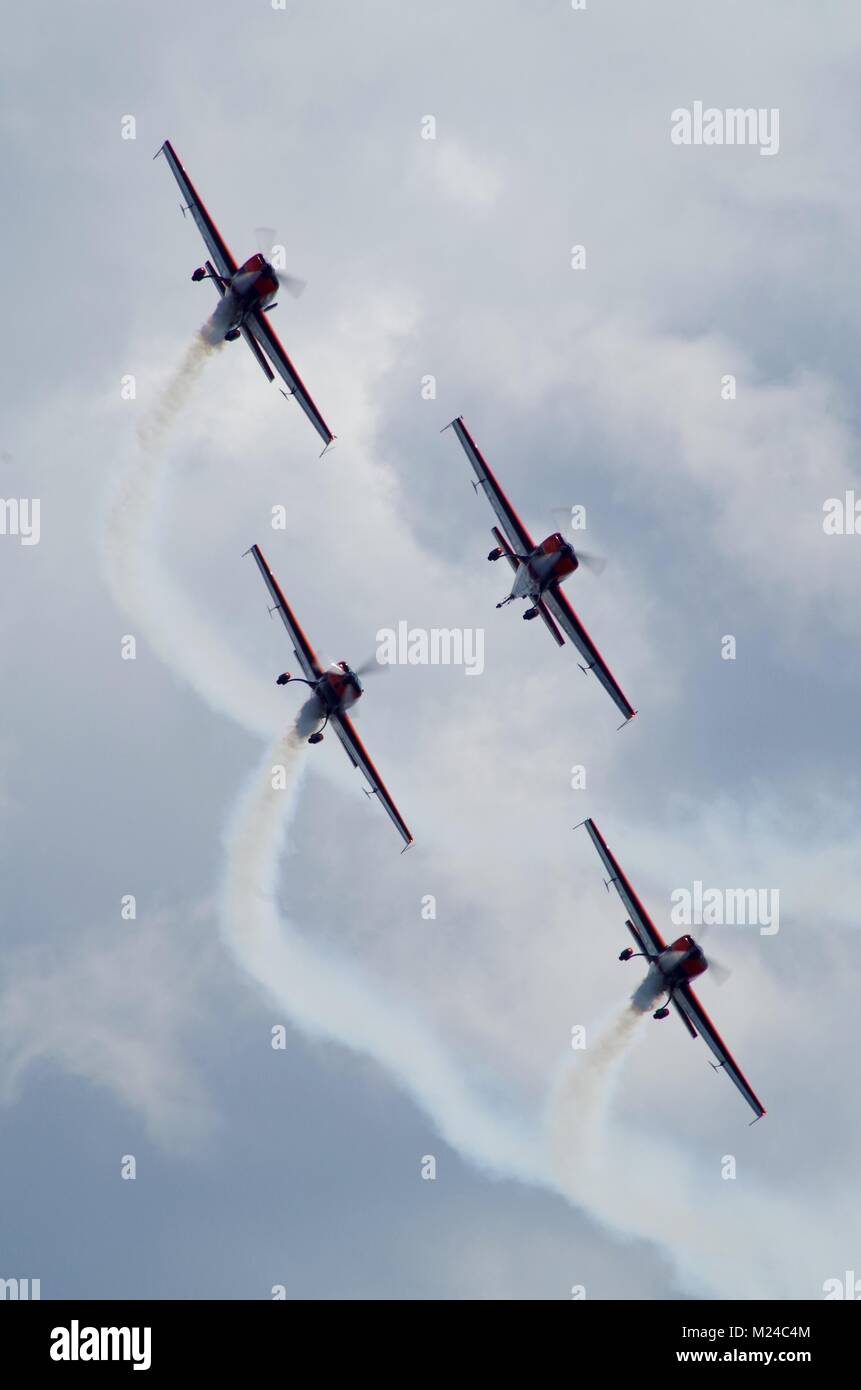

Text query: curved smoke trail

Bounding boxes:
[102,342,548,1185]
[219,727,548,1185]
[101,325,282,736]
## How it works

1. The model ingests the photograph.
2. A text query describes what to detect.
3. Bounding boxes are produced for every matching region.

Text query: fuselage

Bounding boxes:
[314,662,363,715]
[511,532,578,599]
[194,253,279,333]
[653,934,708,987]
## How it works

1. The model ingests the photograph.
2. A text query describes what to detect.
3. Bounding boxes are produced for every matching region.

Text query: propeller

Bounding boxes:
[274,271,307,299]
[703,952,733,986]
[573,548,607,577]
[352,655,389,678]
[696,923,733,986]
[325,654,388,721]
[255,227,307,298]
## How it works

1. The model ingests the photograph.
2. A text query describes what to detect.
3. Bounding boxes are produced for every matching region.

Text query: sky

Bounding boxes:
[2,0,861,1301]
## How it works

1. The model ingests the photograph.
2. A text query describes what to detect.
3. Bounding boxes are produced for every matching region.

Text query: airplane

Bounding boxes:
[581,817,765,1121]
[155,139,335,454]
[444,417,636,726]
[246,544,413,850]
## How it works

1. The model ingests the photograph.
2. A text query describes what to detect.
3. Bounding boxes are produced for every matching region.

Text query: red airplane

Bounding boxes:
[445,417,636,726]
[155,140,335,453]
[582,818,765,1121]
[247,544,412,850]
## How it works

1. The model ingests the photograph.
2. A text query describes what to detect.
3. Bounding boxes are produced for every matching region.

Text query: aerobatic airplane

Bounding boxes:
[582,818,765,1121]
[445,417,636,725]
[247,544,412,850]
[155,139,335,453]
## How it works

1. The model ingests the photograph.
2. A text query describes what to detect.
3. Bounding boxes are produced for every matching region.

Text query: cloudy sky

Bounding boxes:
[2,0,861,1300]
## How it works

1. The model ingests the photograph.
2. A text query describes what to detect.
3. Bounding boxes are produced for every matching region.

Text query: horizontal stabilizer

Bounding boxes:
[490,526,518,573]
[624,917,650,955]
[672,996,699,1038]
[535,597,564,647]
[204,260,225,297]
[241,324,275,382]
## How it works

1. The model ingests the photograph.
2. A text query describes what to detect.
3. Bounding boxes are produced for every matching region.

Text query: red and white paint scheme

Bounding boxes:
[445,417,636,726]
[155,139,335,453]
[247,544,412,850]
[583,818,766,1122]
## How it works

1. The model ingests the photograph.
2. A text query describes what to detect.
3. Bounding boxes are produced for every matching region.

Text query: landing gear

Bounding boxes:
[225,328,241,342]
[308,731,324,745]
[653,1007,670,1020]
[523,607,539,621]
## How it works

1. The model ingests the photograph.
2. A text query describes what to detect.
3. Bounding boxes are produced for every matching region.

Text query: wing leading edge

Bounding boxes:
[583,818,666,955]
[447,417,534,556]
[247,544,321,681]
[543,587,636,724]
[245,311,335,452]
[330,712,413,850]
[155,140,237,281]
[674,986,766,1120]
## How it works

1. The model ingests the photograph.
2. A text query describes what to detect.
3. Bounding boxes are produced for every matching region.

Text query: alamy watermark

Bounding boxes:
[376,622,484,676]
[0,498,40,545]
[671,102,779,157]
[670,881,779,936]
[0,1277,40,1299]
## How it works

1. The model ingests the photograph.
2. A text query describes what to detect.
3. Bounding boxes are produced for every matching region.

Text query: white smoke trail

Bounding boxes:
[545,961,670,1190]
[219,728,547,1186]
[101,324,282,736]
[136,330,218,453]
[546,1004,645,1182]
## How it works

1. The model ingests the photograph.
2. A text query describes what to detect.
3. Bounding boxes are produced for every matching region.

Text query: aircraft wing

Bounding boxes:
[330,711,413,850]
[448,417,535,557]
[583,818,667,955]
[247,544,322,682]
[543,586,636,724]
[673,985,766,1121]
[245,310,335,452]
[156,140,237,282]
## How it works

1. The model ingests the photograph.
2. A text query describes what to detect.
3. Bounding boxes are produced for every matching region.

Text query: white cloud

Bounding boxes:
[0,906,219,1148]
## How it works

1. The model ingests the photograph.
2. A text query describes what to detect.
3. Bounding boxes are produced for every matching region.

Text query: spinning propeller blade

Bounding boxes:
[574,548,607,576]
[255,227,307,297]
[353,655,388,678]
